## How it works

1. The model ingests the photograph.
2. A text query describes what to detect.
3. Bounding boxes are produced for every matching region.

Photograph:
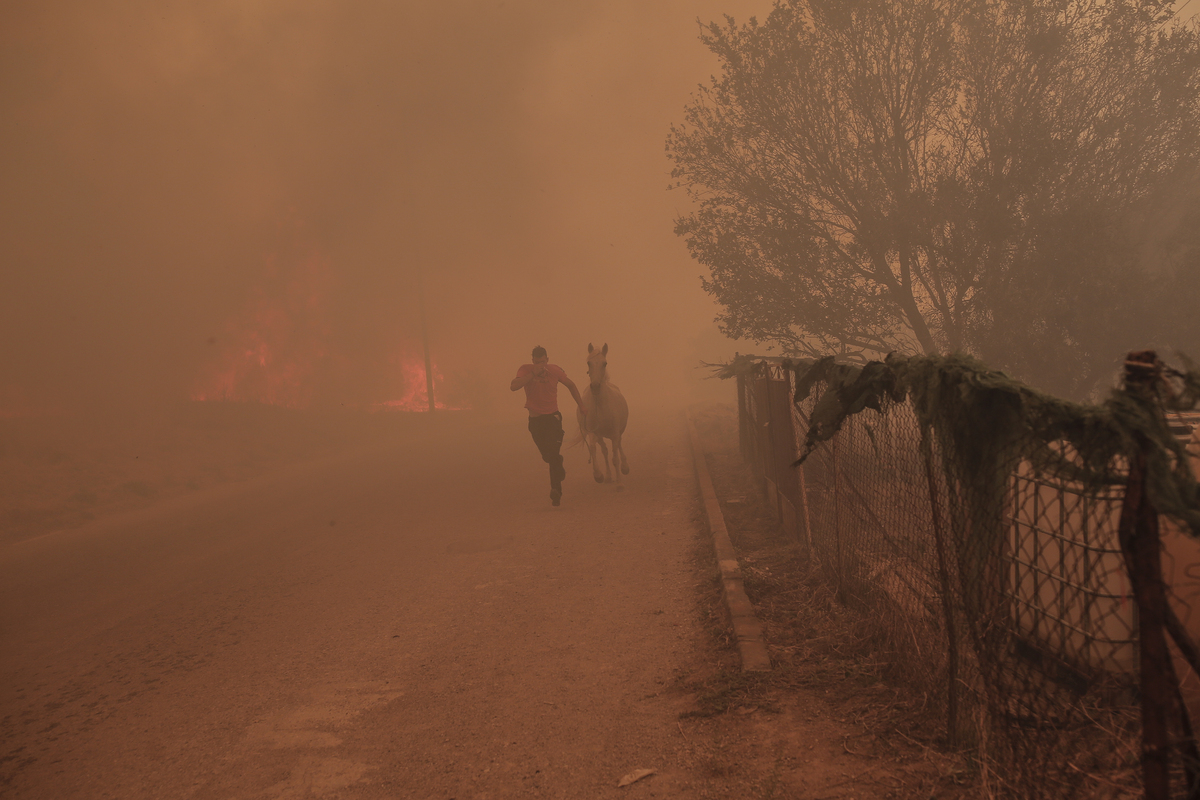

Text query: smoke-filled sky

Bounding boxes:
[1,0,774,414]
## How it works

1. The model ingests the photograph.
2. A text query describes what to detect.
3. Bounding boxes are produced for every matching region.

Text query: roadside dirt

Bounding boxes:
[684,402,980,800]
[4,400,985,798]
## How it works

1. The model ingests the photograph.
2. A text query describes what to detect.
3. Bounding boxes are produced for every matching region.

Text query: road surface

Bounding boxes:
[0,410,712,799]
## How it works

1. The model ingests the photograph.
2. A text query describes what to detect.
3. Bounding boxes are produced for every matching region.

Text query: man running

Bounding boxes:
[510,345,586,506]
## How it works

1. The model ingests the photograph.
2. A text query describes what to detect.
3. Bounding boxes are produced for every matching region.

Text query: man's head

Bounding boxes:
[531,345,548,364]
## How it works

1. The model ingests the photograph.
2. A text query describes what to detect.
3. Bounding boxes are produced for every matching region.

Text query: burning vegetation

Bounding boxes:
[191,239,469,413]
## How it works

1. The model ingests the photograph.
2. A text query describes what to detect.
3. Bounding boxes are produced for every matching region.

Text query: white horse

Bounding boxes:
[577,343,629,486]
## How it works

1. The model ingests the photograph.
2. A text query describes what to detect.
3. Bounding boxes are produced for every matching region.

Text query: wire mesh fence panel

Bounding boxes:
[726,354,1200,799]
[936,421,1141,797]
[1006,465,1135,679]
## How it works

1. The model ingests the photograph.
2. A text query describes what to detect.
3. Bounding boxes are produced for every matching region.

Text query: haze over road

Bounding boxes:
[1,410,711,799]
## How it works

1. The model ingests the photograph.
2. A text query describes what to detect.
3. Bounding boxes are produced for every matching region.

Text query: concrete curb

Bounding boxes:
[685,411,772,673]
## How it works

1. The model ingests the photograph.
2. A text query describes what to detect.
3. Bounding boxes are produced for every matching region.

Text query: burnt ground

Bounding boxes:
[685,402,981,800]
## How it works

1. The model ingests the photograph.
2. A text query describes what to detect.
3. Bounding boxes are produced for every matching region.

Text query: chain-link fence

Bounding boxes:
[728,352,1200,799]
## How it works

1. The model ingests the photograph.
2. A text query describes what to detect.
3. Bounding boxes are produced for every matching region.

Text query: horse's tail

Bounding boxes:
[568,388,593,450]
[567,427,586,449]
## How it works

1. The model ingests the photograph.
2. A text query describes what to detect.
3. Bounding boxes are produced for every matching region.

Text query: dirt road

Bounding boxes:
[0,411,714,799]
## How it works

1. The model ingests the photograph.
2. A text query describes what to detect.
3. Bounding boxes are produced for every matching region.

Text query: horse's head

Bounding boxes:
[586,342,609,390]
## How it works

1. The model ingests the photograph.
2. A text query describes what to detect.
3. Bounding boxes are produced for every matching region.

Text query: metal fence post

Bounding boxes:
[762,363,775,507]
[1118,351,1171,800]
[832,434,843,593]
[754,365,771,494]
[921,426,963,747]
[737,372,749,462]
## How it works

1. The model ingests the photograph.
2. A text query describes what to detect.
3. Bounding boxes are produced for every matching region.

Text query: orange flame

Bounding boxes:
[191,251,331,408]
[192,226,471,411]
[374,351,470,412]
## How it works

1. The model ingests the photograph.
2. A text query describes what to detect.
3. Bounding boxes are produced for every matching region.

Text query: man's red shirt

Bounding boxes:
[516,363,569,415]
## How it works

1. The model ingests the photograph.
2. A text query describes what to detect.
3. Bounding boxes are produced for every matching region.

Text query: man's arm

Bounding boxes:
[561,376,586,413]
[510,366,535,392]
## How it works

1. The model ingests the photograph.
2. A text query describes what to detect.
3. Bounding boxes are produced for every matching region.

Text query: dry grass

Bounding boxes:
[684,401,1157,799]
[677,403,979,799]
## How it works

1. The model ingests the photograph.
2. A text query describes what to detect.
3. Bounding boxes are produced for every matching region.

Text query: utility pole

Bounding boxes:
[418,268,435,413]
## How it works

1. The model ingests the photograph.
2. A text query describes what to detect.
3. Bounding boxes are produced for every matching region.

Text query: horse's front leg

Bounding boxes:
[587,434,604,483]
[597,437,613,483]
[613,433,629,478]
[607,435,624,489]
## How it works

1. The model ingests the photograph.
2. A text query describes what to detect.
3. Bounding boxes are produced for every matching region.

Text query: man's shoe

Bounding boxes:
[550,489,562,506]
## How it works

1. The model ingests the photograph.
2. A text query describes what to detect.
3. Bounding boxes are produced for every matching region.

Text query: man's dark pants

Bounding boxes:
[528,412,565,495]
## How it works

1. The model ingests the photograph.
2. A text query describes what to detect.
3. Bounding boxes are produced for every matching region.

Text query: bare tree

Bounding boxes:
[668,0,1200,395]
